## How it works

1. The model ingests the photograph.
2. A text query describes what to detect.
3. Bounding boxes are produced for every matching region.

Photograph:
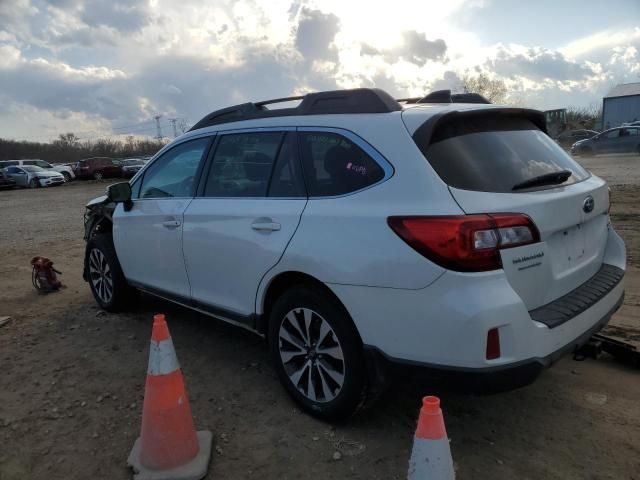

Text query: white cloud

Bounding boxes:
[1,0,639,140]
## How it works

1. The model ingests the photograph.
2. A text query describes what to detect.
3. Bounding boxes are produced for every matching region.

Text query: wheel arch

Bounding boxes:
[257,271,360,342]
[83,215,114,281]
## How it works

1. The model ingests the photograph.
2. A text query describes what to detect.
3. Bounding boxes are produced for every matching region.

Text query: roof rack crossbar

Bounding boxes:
[396,97,422,104]
[255,95,305,107]
[189,88,402,131]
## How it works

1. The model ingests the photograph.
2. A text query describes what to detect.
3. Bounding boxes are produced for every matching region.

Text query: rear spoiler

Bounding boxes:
[412,108,548,153]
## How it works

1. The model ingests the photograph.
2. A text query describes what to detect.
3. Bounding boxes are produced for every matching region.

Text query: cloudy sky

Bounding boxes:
[1,0,639,141]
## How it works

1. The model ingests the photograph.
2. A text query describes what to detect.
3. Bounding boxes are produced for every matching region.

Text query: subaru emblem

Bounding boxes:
[583,196,595,213]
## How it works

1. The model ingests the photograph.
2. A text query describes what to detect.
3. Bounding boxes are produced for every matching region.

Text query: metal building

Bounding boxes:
[602,82,640,129]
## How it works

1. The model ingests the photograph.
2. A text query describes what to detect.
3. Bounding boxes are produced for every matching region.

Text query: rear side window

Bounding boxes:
[204,132,282,197]
[299,132,384,196]
[418,115,589,193]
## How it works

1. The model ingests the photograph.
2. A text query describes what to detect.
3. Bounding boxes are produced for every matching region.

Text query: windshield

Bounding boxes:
[420,115,590,193]
[22,166,45,172]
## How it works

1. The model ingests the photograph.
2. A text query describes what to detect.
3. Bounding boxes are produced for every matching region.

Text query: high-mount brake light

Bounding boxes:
[387,214,540,272]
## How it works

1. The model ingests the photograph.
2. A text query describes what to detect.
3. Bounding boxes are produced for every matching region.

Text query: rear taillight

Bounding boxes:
[387,214,540,272]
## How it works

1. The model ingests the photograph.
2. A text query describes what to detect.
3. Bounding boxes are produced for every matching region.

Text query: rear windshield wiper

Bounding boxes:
[512,170,572,191]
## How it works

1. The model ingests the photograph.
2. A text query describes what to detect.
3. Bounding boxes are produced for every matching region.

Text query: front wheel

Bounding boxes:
[29,178,39,188]
[268,285,370,421]
[86,234,136,312]
[93,171,104,181]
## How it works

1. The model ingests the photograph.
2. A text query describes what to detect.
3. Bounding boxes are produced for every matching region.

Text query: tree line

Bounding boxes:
[0,133,167,165]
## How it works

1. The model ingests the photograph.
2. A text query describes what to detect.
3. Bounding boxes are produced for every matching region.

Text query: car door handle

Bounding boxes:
[161,220,181,229]
[251,220,281,232]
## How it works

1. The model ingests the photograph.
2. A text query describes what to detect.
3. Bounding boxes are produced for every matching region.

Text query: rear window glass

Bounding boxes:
[420,116,589,193]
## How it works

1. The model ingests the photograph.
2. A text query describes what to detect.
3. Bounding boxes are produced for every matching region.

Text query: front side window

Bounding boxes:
[139,137,209,199]
[204,132,283,197]
[298,132,385,196]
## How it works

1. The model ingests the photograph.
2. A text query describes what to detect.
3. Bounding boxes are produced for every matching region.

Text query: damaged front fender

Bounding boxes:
[83,195,116,281]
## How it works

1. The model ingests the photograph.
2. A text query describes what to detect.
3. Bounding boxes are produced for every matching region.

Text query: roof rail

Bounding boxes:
[397,89,492,105]
[189,88,402,131]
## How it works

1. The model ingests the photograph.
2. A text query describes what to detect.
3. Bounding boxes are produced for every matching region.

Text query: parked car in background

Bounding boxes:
[0,159,75,182]
[73,157,122,180]
[554,129,598,149]
[621,120,640,127]
[571,126,640,156]
[0,170,17,189]
[119,158,147,178]
[2,165,65,188]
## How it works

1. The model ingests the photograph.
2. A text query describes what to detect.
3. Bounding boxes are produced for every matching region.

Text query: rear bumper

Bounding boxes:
[364,290,624,393]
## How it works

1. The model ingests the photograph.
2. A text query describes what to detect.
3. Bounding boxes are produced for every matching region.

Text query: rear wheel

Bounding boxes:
[268,285,370,421]
[93,171,103,181]
[61,171,71,182]
[86,234,136,312]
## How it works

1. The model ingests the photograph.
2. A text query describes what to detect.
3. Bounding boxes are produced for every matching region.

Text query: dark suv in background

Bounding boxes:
[555,129,598,149]
[0,170,17,189]
[571,126,640,156]
[73,157,122,180]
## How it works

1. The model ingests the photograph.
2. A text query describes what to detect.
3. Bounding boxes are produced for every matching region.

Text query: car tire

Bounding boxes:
[29,178,39,188]
[268,285,370,421]
[94,171,104,181]
[61,171,71,182]
[86,234,136,312]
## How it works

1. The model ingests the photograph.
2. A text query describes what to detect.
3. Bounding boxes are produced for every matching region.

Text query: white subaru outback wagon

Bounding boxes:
[83,88,626,420]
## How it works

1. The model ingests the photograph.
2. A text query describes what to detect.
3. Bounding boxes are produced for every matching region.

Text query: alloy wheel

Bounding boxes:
[89,248,113,304]
[278,308,345,403]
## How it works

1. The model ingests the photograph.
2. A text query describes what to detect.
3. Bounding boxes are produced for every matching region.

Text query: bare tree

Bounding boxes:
[52,132,80,149]
[566,103,602,130]
[177,118,190,134]
[460,73,508,104]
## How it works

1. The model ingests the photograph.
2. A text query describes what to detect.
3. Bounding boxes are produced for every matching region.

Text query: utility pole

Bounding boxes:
[154,115,163,141]
[169,118,178,138]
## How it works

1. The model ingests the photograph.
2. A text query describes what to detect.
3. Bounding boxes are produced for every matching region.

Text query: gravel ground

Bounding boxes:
[577,153,640,186]
[1,155,639,480]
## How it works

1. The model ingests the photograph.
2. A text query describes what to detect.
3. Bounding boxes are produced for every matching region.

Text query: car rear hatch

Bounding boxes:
[404,107,610,311]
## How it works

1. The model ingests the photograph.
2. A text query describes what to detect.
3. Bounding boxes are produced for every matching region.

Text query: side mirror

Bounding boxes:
[107,182,133,212]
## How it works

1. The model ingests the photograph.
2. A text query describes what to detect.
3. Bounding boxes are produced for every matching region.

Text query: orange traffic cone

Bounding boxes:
[407,396,455,479]
[127,314,212,480]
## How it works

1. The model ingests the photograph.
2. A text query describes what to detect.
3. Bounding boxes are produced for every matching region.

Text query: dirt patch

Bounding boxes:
[1,169,640,480]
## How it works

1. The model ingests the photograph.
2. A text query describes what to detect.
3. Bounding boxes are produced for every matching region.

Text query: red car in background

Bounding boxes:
[73,157,122,180]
